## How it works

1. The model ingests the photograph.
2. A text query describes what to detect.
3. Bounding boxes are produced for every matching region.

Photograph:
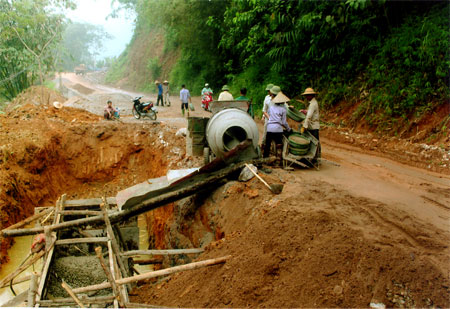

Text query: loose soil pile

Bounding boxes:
[0,87,192,265]
[131,174,450,307]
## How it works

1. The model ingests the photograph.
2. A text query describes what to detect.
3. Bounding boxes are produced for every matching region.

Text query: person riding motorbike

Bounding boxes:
[201,83,213,111]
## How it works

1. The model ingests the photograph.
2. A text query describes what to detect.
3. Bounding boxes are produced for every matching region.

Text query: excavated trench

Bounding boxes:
[0,106,216,303]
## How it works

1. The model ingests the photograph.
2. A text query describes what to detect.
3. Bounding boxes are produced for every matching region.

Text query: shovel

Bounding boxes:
[244,163,284,194]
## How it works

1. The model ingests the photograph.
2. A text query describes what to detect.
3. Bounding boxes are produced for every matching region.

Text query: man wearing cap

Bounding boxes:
[263,91,291,161]
[163,80,170,106]
[218,85,233,101]
[155,80,164,106]
[261,85,278,148]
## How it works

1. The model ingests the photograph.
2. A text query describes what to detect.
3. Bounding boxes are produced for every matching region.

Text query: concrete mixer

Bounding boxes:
[186,100,260,164]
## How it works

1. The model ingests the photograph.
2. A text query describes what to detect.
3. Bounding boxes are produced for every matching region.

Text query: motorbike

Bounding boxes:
[132,96,157,120]
[201,92,213,111]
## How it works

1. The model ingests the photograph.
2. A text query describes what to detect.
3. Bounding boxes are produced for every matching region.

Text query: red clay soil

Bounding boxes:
[131,175,450,308]
[0,87,189,266]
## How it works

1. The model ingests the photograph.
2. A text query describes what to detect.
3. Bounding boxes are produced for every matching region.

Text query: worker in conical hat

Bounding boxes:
[263,91,292,163]
[300,87,321,160]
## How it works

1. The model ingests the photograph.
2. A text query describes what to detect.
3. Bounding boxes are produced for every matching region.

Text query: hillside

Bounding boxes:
[106,1,449,146]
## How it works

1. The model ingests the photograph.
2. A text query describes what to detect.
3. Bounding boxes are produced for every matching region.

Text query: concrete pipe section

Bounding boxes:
[206,108,259,158]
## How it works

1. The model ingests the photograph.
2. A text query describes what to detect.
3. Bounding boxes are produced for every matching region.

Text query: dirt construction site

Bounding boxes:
[0,73,449,307]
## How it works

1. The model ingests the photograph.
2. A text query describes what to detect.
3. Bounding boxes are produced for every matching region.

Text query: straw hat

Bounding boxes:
[154,80,160,84]
[163,80,169,84]
[270,85,281,95]
[53,101,62,109]
[265,83,274,91]
[272,91,290,104]
[301,87,317,95]
[222,85,230,91]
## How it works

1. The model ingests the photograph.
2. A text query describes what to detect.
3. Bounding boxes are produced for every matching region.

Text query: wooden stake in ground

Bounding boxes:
[95,247,125,308]
[27,272,38,307]
[61,281,86,308]
[71,255,231,294]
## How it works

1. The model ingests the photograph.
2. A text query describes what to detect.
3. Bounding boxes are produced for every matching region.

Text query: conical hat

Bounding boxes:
[163,80,169,84]
[53,101,62,109]
[272,91,290,104]
[301,87,316,95]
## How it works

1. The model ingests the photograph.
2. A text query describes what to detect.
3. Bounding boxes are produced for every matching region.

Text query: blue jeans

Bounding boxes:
[157,94,163,106]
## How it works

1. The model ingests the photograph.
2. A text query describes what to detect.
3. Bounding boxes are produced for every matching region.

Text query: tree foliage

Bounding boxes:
[0,0,74,100]
[59,21,112,71]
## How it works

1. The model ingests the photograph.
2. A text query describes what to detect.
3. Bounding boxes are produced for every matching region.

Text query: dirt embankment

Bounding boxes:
[321,102,450,174]
[0,87,189,265]
[132,174,450,308]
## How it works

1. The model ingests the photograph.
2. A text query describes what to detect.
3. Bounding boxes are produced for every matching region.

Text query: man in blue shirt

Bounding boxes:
[180,84,192,117]
[155,80,163,106]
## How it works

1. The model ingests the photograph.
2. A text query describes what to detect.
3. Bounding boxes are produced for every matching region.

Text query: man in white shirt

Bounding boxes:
[218,85,233,101]
[300,87,320,159]
[261,83,274,148]
[180,84,192,117]
[163,80,170,106]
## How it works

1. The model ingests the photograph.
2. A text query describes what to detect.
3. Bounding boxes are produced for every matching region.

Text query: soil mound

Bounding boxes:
[5,86,67,112]
[71,83,95,95]
[131,173,450,307]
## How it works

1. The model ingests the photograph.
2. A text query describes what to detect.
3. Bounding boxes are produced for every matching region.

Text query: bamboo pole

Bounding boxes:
[61,281,86,308]
[58,210,102,216]
[121,248,204,256]
[0,272,40,289]
[55,237,109,246]
[0,250,45,288]
[37,295,115,305]
[1,157,272,237]
[27,272,38,307]
[95,247,125,308]
[3,207,53,231]
[100,201,129,284]
[125,302,162,308]
[71,255,230,294]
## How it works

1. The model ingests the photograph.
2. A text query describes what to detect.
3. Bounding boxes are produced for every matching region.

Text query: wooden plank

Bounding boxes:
[55,237,109,246]
[125,302,162,308]
[1,157,272,238]
[58,210,102,216]
[121,248,204,257]
[3,207,53,231]
[35,194,65,307]
[71,255,230,294]
[64,197,116,207]
[37,295,114,305]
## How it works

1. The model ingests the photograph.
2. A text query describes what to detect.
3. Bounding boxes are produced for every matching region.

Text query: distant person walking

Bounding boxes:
[218,85,233,101]
[163,80,170,106]
[180,84,192,117]
[155,80,163,106]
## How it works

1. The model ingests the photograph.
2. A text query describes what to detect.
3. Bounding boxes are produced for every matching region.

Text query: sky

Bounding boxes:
[64,0,135,59]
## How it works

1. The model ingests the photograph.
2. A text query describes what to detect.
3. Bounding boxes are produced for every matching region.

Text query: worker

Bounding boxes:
[218,85,233,101]
[155,80,163,106]
[300,87,320,159]
[180,84,192,117]
[263,91,291,163]
[163,80,170,106]
[104,100,118,120]
[235,87,253,117]
[261,85,278,148]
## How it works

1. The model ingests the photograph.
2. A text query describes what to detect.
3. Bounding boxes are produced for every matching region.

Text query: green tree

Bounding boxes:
[0,0,74,100]
[60,21,112,71]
